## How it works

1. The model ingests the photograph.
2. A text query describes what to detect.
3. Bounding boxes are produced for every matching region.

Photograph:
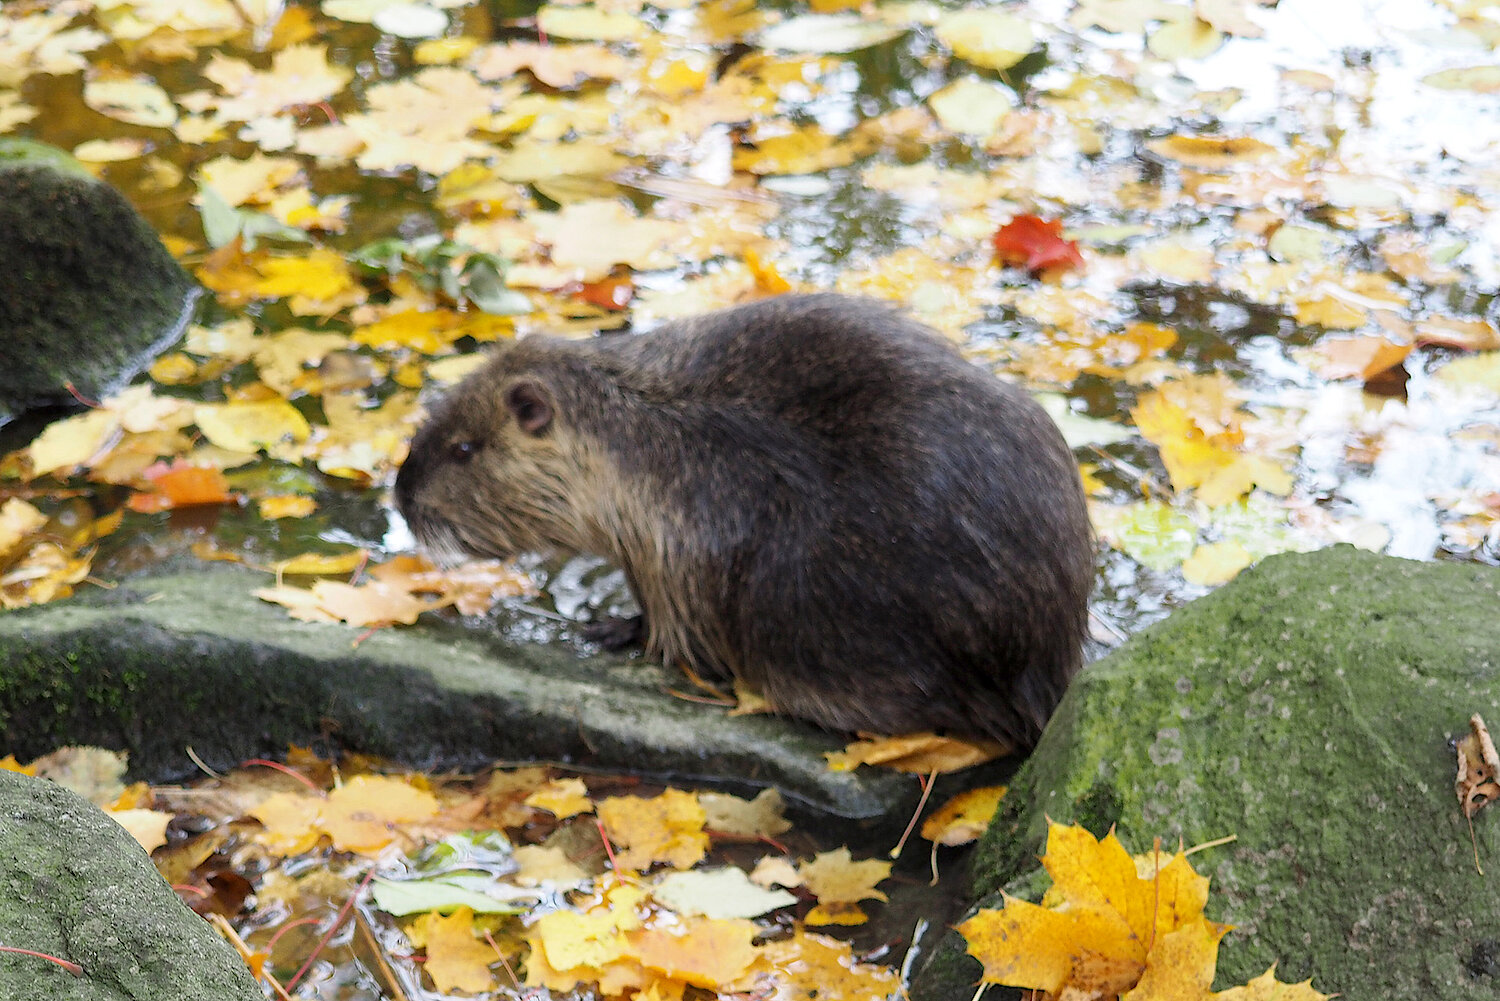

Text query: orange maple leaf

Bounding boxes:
[993,214,1084,274]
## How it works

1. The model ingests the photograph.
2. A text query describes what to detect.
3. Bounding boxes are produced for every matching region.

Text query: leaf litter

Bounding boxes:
[2,0,1497,995]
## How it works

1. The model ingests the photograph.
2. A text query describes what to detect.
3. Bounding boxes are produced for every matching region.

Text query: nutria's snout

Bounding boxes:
[392,293,1093,750]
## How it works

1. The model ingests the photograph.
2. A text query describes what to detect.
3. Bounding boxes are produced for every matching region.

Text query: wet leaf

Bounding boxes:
[797,847,890,904]
[1422,65,1500,92]
[921,786,1008,846]
[993,215,1084,274]
[597,790,709,871]
[371,876,528,916]
[935,9,1035,71]
[411,907,498,993]
[756,14,904,54]
[652,868,797,920]
[826,731,1006,772]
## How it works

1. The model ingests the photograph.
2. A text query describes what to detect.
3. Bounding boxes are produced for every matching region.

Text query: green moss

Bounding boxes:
[919,547,1500,1000]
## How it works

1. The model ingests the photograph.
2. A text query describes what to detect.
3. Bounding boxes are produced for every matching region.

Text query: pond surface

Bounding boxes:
[6,0,1500,640]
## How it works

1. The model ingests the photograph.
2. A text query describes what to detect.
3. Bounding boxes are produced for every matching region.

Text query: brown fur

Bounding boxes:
[395,294,1094,750]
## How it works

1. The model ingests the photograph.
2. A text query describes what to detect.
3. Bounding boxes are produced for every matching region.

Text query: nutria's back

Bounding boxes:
[396,294,1093,750]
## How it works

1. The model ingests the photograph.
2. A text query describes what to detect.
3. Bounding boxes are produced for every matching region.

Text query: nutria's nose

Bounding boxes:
[392,445,424,517]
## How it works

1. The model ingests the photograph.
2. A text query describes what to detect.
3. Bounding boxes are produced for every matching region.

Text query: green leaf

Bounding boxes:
[371,875,533,916]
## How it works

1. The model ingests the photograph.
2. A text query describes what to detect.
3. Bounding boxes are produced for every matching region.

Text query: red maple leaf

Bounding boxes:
[992,215,1084,275]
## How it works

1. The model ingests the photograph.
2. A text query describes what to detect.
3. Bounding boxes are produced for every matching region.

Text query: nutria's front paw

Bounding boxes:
[582,614,646,651]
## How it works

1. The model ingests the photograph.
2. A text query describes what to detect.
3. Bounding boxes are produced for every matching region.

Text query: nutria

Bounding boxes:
[394,293,1093,751]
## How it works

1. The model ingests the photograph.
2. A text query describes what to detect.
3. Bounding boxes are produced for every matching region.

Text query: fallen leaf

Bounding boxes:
[934,9,1035,71]
[1457,713,1500,820]
[699,788,791,837]
[921,786,1008,846]
[597,790,709,871]
[320,775,439,854]
[629,918,759,987]
[411,907,498,994]
[1147,134,1276,169]
[797,847,890,904]
[826,731,1006,773]
[107,808,173,853]
[127,461,237,513]
[1182,540,1254,585]
[513,844,590,887]
[652,868,797,920]
[1214,965,1335,1000]
[525,778,594,819]
[993,215,1084,275]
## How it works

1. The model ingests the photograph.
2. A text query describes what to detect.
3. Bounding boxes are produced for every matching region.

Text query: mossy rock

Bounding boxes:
[913,546,1500,1000]
[0,770,262,1000]
[0,139,199,420]
[0,564,913,820]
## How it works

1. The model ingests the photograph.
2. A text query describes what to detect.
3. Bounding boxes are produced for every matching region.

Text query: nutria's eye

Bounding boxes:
[448,440,477,463]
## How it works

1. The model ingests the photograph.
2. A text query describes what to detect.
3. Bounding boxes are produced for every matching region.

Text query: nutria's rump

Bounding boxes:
[395,293,1093,751]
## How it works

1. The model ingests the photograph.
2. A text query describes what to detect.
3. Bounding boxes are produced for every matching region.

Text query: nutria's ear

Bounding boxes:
[505,380,554,435]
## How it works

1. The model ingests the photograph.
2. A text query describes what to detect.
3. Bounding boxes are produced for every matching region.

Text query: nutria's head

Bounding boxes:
[394,344,601,563]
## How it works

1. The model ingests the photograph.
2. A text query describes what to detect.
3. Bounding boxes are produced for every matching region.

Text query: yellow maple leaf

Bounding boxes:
[527,880,646,987]
[256,578,443,627]
[513,845,590,887]
[249,790,324,855]
[203,44,352,123]
[732,123,876,175]
[698,788,791,838]
[1145,135,1277,169]
[597,789,709,871]
[1214,965,1334,1001]
[106,808,173,853]
[193,400,310,456]
[1181,541,1255,586]
[319,775,439,854]
[804,901,869,926]
[629,918,758,988]
[797,847,890,904]
[1302,335,1413,381]
[0,755,37,776]
[1121,918,1228,1001]
[825,731,1006,773]
[960,892,1144,993]
[749,929,901,1000]
[258,495,318,520]
[250,248,362,314]
[1195,455,1293,507]
[413,907,497,994]
[920,786,1008,846]
[26,408,122,477]
[959,823,1239,997]
[271,549,366,576]
[472,40,630,89]
[0,499,47,556]
[196,153,302,207]
[525,777,594,819]
[530,200,684,281]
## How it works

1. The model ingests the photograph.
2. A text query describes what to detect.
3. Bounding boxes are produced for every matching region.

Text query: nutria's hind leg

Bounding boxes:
[582,614,646,651]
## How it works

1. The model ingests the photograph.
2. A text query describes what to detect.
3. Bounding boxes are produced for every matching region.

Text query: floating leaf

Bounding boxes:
[993,215,1084,274]
[194,400,312,455]
[83,74,177,128]
[756,14,905,54]
[935,9,1035,71]
[653,868,797,920]
[372,876,529,916]
[1422,66,1500,93]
